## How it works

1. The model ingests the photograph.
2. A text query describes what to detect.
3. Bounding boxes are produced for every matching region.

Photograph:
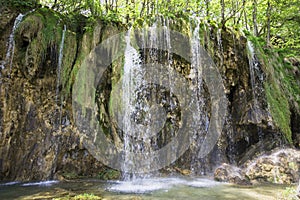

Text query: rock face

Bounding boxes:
[0,7,106,181]
[0,6,299,181]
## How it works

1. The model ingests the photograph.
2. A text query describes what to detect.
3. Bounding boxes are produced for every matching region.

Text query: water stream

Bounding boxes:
[55,25,67,130]
[247,41,258,109]
[189,18,209,174]
[246,41,265,140]
[0,13,25,75]
[121,28,146,179]
[0,13,26,137]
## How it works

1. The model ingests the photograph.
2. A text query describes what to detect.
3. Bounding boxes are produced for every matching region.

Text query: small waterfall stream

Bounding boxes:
[247,41,258,108]
[217,28,224,68]
[0,13,25,75]
[0,13,25,137]
[246,41,265,140]
[122,28,146,180]
[189,18,210,174]
[55,25,67,130]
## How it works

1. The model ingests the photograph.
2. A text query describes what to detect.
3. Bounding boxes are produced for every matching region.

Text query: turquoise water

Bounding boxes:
[0,177,292,200]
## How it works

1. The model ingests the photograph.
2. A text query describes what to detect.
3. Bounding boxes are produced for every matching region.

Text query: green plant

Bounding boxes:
[278,186,298,200]
[5,0,37,9]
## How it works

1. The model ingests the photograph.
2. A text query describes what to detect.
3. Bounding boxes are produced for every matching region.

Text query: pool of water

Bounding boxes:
[0,177,291,200]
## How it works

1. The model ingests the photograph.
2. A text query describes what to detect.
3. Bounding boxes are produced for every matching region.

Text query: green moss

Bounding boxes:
[97,168,120,180]
[265,83,292,143]
[248,36,296,143]
[280,186,298,200]
[61,30,78,98]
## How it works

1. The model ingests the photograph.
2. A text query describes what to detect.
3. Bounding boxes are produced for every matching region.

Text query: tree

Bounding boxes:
[252,0,258,36]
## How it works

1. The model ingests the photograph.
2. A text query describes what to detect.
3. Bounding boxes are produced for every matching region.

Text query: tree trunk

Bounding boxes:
[221,0,225,27]
[140,0,146,17]
[252,0,258,36]
[237,0,246,25]
[205,0,210,21]
[266,0,271,46]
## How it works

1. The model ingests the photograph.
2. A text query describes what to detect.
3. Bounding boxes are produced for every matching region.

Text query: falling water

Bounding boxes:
[0,14,25,75]
[121,19,175,180]
[189,18,209,174]
[246,41,265,140]
[162,18,172,63]
[217,29,224,67]
[247,41,258,107]
[122,28,146,180]
[56,25,67,129]
[0,13,25,138]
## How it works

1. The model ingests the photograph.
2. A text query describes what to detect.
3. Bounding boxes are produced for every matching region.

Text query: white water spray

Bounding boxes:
[56,25,67,129]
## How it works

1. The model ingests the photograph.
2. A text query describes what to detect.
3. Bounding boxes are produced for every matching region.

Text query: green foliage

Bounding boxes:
[36,0,299,56]
[4,0,37,9]
[279,186,298,200]
[265,82,292,143]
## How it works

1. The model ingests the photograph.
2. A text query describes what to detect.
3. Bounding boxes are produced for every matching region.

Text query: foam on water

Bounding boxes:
[108,177,221,194]
[0,181,20,186]
[21,180,59,186]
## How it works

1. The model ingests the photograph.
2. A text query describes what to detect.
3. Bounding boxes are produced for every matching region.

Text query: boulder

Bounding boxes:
[244,148,300,184]
[214,163,250,185]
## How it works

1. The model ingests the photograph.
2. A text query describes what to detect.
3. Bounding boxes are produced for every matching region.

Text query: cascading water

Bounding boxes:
[217,28,224,67]
[120,19,176,180]
[246,41,265,140]
[2,13,25,72]
[55,25,67,129]
[0,13,25,75]
[247,41,258,108]
[0,13,25,137]
[189,18,210,174]
[122,28,146,180]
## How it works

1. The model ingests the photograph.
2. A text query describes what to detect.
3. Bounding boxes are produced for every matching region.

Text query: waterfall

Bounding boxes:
[217,29,224,67]
[246,41,265,117]
[55,25,67,129]
[189,18,209,174]
[162,18,172,63]
[0,13,25,137]
[121,19,175,180]
[122,28,146,180]
[0,13,25,75]
[247,41,258,107]
[246,41,265,140]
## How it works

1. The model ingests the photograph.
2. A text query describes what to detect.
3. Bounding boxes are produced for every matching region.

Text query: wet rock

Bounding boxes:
[214,163,250,185]
[244,148,300,184]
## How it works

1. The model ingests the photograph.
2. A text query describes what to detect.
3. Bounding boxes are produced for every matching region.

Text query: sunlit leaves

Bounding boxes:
[37,0,299,51]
